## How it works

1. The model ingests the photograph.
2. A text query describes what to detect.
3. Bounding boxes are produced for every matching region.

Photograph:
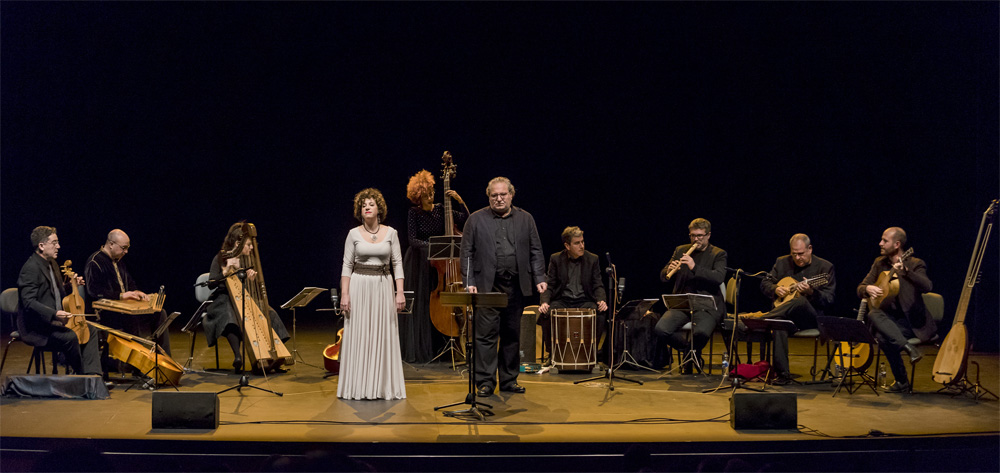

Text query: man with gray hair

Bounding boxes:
[755,233,836,384]
[461,177,546,395]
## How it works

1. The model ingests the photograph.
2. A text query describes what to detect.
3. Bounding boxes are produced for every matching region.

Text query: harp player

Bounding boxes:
[203,222,290,373]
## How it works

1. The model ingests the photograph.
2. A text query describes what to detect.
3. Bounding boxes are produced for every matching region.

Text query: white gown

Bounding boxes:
[337,226,406,400]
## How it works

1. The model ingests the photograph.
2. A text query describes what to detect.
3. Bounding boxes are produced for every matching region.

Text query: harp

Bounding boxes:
[223,223,292,371]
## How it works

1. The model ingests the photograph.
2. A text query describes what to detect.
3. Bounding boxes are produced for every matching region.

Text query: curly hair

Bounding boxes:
[353,188,388,222]
[31,226,57,251]
[406,170,435,204]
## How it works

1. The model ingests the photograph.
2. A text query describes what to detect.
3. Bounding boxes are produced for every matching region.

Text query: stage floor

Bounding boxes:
[1,324,998,471]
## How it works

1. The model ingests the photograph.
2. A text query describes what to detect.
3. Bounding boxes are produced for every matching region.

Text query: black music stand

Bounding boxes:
[86,319,180,393]
[574,269,645,388]
[816,316,879,397]
[179,300,227,374]
[426,235,467,369]
[218,270,283,397]
[659,293,716,377]
[281,287,327,368]
[434,291,507,421]
[739,317,797,385]
[609,299,662,375]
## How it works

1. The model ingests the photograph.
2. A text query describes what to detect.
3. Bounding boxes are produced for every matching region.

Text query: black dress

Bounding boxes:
[401,203,468,363]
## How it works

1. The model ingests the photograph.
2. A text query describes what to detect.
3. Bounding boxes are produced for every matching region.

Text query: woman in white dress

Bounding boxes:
[338,188,407,400]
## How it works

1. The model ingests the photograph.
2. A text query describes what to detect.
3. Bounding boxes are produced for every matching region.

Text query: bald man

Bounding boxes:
[84,229,172,357]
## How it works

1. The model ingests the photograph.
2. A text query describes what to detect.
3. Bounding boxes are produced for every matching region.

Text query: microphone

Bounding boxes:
[194,278,225,289]
[617,277,626,298]
[605,252,614,273]
[330,288,339,308]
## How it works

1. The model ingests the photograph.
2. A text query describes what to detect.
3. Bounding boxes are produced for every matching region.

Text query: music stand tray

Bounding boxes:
[816,316,880,397]
[281,287,328,368]
[428,236,462,260]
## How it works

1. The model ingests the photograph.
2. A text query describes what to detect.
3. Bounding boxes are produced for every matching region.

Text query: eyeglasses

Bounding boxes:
[111,241,130,251]
[44,239,60,246]
[688,233,708,239]
[489,192,510,200]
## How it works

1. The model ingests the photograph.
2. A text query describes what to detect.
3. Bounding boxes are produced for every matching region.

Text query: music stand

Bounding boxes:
[179,300,227,374]
[281,287,327,367]
[426,235,467,369]
[816,316,879,397]
[608,299,661,374]
[659,293,716,377]
[88,320,179,393]
[739,317,797,385]
[573,286,646,388]
[434,291,507,421]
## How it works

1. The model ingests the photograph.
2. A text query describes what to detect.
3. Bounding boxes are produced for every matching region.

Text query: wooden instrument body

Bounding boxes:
[933,199,996,385]
[838,299,873,372]
[428,151,468,338]
[60,261,90,344]
[93,293,165,315]
[772,273,831,308]
[323,328,345,374]
[90,320,183,386]
[226,273,291,371]
[868,248,914,310]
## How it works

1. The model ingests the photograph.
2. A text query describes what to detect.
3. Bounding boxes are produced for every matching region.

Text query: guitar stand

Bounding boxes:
[218,271,282,397]
[936,361,999,401]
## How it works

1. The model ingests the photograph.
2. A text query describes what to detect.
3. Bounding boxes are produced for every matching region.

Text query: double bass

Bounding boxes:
[428,151,468,338]
[222,223,293,371]
[932,199,997,386]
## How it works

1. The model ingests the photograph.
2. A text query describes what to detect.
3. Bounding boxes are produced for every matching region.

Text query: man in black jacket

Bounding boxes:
[858,227,933,393]
[461,177,546,395]
[538,226,607,363]
[17,226,101,375]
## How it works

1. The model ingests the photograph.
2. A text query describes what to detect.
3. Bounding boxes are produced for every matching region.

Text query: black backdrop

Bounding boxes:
[3,3,997,351]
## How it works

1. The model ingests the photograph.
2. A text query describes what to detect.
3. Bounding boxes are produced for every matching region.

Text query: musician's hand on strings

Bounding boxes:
[775,286,789,298]
[74,275,85,287]
[55,310,73,323]
[597,300,608,312]
[679,254,695,270]
[794,280,813,295]
[246,269,257,280]
[892,260,906,273]
[225,257,240,271]
[467,286,478,294]
[539,302,550,314]
[395,293,406,312]
[122,291,142,301]
[446,190,464,205]
[866,285,883,298]
[537,282,548,294]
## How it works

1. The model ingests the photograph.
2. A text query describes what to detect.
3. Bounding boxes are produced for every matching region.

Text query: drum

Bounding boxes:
[551,308,597,372]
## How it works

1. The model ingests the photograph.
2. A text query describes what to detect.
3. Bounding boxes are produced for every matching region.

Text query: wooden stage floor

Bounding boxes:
[1,324,998,471]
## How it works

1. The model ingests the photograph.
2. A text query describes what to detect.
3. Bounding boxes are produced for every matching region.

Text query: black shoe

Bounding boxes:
[682,363,693,375]
[476,385,493,397]
[772,374,793,386]
[500,383,526,394]
[233,357,244,374]
[104,381,115,390]
[904,344,923,364]
[886,381,911,393]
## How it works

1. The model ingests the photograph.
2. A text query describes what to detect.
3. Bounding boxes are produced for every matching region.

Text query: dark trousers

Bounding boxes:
[474,274,524,391]
[537,300,604,362]
[763,297,819,376]
[654,309,720,355]
[867,307,914,383]
[42,327,101,375]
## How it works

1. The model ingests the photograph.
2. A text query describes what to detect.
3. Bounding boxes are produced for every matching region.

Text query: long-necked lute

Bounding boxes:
[932,199,997,385]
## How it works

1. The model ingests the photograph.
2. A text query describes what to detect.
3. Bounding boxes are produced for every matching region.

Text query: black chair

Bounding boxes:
[0,288,59,376]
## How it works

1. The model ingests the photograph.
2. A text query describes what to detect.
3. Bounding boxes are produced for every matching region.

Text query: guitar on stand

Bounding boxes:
[932,199,998,400]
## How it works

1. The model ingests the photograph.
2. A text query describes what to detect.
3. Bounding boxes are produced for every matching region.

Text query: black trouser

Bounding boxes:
[474,273,524,391]
[866,307,914,384]
[537,299,604,362]
[653,309,720,356]
[43,326,101,375]
[763,297,819,376]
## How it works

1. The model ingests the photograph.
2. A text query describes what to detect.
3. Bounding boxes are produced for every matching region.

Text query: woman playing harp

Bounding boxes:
[204,222,290,374]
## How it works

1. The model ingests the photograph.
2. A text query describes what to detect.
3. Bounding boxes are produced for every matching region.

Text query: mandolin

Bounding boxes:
[772,273,831,308]
[428,151,468,338]
[868,247,914,310]
[60,260,90,344]
[932,199,997,385]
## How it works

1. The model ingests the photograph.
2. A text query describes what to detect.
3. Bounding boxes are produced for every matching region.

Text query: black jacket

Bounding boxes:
[540,250,607,306]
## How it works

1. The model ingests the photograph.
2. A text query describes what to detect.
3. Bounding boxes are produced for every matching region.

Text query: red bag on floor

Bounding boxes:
[730,361,770,380]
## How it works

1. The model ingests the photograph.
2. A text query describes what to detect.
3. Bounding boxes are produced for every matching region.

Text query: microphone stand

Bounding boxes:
[704,268,766,394]
[218,269,283,397]
[575,263,641,389]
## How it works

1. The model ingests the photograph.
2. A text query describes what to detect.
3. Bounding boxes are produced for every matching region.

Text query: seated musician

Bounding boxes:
[750,233,835,384]
[654,218,727,373]
[16,226,102,376]
[204,222,290,374]
[537,226,608,363]
[858,227,933,393]
[84,229,172,358]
